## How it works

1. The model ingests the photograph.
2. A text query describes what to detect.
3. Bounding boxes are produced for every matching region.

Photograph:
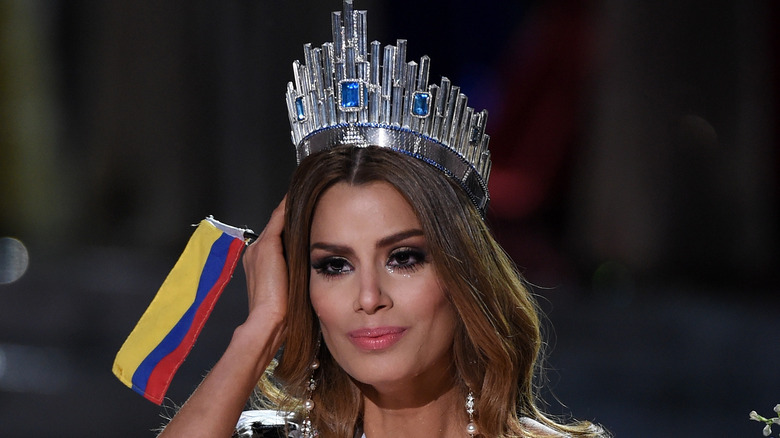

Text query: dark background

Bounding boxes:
[1,0,778,436]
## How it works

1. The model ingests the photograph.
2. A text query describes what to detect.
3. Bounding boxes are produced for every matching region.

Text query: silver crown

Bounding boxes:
[285,0,492,215]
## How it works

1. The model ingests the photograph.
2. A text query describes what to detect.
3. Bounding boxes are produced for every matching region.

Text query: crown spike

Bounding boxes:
[345,46,356,79]
[357,61,369,123]
[394,39,407,86]
[321,43,337,125]
[422,84,438,137]
[449,93,467,149]
[403,61,418,129]
[472,110,488,145]
[381,45,395,125]
[369,41,381,85]
[458,106,474,158]
[391,85,403,127]
[479,147,492,182]
[293,60,304,94]
[286,82,301,139]
[369,41,381,124]
[418,55,431,90]
[465,111,481,162]
[433,77,451,140]
[441,85,460,142]
[303,44,314,84]
[356,10,368,57]
[321,43,335,89]
[310,48,323,97]
[343,0,355,47]
[310,92,321,130]
[331,12,343,60]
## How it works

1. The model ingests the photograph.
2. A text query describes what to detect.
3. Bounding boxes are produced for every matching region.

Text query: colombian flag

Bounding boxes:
[112,217,253,404]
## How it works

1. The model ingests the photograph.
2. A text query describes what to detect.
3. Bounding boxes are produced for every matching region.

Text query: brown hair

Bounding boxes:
[258,146,605,438]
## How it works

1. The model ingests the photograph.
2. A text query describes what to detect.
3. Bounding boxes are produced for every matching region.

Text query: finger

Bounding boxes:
[265,196,287,236]
[243,196,289,310]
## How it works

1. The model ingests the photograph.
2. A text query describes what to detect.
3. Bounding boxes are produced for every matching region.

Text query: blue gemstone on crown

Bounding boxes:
[339,80,363,111]
[294,96,306,121]
[411,91,431,118]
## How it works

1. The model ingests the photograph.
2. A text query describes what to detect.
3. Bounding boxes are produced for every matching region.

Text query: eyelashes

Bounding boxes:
[311,248,428,279]
[386,248,426,274]
[311,256,353,277]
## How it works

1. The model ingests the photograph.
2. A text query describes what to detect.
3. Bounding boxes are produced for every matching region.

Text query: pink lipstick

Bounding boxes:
[348,327,406,350]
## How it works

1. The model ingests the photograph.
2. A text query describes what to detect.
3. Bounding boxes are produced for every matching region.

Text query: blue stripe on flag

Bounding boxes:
[130,233,234,394]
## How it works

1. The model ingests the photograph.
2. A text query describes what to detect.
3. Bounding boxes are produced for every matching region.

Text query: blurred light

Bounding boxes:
[0,344,70,394]
[0,237,29,284]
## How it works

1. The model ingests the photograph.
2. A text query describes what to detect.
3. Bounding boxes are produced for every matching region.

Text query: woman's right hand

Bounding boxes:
[241,197,289,339]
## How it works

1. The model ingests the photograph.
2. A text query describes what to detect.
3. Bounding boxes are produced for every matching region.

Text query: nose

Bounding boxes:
[354,265,390,314]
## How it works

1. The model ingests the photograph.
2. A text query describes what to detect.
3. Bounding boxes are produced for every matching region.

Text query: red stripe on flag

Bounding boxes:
[143,238,246,403]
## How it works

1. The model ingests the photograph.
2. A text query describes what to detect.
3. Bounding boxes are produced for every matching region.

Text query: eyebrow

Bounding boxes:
[310,228,424,253]
[375,228,424,248]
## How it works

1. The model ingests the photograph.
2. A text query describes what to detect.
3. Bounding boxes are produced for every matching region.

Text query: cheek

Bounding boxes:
[426,285,457,336]
[309,284,340,332]
[431,300,457,337]
[405,281,455,326]
[308,275,327,317]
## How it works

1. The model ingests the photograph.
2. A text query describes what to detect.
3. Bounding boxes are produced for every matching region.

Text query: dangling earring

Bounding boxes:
[466,391,478,437]
[301,341,320,438]
[301,359,319,437]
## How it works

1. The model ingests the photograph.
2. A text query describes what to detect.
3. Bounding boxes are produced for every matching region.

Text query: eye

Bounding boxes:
[311,257,354,278]
[387,248,427,273]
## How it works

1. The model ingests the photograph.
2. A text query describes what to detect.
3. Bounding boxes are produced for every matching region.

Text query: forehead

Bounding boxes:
[310,181,420,240]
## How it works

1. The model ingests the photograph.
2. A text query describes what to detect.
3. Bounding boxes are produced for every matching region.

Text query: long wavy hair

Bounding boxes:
[256,146,605,438]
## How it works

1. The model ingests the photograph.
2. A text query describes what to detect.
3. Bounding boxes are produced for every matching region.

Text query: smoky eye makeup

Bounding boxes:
[386,247,428,274]
[311,255,353,278]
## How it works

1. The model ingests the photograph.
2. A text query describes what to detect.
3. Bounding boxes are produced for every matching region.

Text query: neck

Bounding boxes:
[358,375,466,438]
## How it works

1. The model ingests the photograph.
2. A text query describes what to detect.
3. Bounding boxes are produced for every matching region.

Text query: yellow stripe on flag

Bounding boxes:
[112,219,223,389]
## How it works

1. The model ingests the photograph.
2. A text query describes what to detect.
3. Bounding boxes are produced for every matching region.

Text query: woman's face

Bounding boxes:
[309,181,457,394]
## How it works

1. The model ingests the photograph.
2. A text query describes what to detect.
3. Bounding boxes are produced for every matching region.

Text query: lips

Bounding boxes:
[348,327,407,350]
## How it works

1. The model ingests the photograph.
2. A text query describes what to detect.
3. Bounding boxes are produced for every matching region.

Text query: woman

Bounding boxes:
[159,1,606,436]
[159,148,605,438]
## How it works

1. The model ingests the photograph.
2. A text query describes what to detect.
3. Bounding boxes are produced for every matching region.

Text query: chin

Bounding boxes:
[344,358,413,385]
[344,354,453,392]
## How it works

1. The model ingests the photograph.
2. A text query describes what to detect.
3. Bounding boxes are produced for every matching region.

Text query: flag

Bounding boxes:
[112,217,252,404]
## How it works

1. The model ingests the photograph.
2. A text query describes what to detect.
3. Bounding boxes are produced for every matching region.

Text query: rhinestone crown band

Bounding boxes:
[285,0,492,215]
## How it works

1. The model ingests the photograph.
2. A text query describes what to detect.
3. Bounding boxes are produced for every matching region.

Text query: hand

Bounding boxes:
[242,197,288,327]
[157,198,291,438]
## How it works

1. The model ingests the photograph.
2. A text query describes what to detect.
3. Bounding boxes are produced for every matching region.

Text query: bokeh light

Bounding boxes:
[0,238,29,285]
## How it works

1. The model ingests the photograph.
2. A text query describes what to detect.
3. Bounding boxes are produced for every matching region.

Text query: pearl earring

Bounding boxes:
[466,391,478,436]
[301,358,320,438]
